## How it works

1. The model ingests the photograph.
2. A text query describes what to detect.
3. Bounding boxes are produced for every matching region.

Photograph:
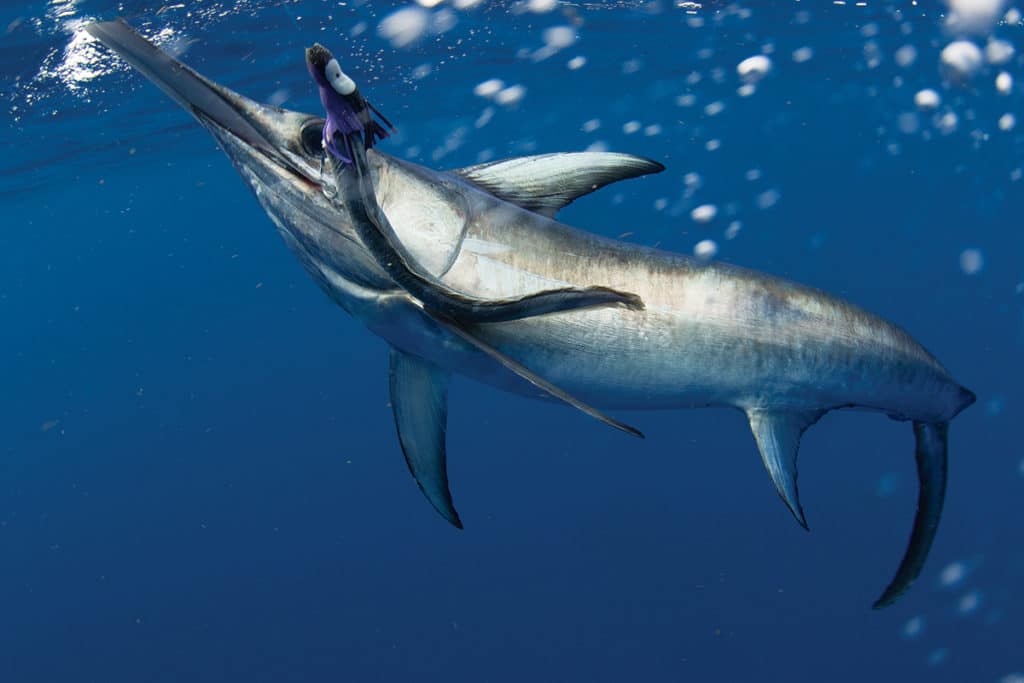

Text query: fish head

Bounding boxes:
[85,20,388,292]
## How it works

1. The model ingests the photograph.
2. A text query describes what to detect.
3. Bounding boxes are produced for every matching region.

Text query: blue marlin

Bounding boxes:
[85,20,974,608]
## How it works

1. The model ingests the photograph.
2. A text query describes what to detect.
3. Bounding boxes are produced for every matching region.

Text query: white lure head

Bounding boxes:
[325,58,356,96]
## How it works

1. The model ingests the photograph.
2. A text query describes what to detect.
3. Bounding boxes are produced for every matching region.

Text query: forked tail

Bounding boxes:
[873,421,949,609]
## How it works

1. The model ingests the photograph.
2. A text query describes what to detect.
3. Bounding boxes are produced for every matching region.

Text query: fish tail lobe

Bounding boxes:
[873,420,949,609]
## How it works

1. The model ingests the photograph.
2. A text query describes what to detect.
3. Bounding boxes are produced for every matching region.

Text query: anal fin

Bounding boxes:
[746,408,825,531]
[389,348,462,528]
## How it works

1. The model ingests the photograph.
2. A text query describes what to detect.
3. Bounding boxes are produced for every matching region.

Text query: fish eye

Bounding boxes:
[300,118,325,156]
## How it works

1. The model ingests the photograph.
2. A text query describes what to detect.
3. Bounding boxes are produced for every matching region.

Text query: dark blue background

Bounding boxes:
[2,1,1022,681]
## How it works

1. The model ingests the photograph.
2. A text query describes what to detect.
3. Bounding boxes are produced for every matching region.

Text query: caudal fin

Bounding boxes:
[873,421,949,609]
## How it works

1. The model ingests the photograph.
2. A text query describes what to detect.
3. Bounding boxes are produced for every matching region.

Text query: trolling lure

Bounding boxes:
[306,43,394,165]
[304,44,646,325]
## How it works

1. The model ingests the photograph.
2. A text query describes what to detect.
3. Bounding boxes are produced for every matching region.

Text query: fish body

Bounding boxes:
[85,20,974,607]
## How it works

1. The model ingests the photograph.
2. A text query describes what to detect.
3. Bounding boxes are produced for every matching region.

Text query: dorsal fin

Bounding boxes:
[452,152,665,217]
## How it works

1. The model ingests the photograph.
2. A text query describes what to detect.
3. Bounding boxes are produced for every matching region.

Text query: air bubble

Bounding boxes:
[691,204,717,223]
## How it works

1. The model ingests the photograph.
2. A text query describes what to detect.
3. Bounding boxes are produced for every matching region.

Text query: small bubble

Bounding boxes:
[377,6,430,49]
[914,88,941,110]
[945,0,1006,36]
[704,101,725,117]
[895,44,918,68]
[267,88,289,107]
[622,59,642,74]
[473,78,504,98]
[756,189,780,209]
[957,590,982,615]
[898,112,920,134]
[959,248,984,275]
[526,0,557,12]
[936,111,959,135]
[475,107,494,129]
[902,616,924,639]
[736,54,772,83]
[691,204,717,223]
[542,26,576,50]
[876,472,899,498]
[495,84,526,106]
[940,40,983,82]
[939,561,968,588]
[693,239,718,261]
[996,71,1013,94]
[985,38,1015,65]
[792,46,814,63]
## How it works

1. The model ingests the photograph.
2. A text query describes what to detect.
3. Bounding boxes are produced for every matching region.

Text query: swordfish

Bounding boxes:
[85,19,975,608]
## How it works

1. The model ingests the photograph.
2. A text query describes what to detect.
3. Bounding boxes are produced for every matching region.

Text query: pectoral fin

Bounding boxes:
[430,312,643,439]
[389,348,462,528]
[454,152,665,217]
[341,139,643,322]
[746,408,825,531]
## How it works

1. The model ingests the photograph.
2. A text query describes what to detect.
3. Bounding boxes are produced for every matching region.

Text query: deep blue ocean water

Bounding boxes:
[2,1,1023,681]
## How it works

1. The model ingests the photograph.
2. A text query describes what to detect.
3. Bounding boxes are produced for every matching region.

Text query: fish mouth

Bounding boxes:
[85,18,321,187]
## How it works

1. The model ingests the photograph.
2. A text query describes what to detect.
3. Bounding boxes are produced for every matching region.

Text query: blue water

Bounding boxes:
[3,1,1023,680]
